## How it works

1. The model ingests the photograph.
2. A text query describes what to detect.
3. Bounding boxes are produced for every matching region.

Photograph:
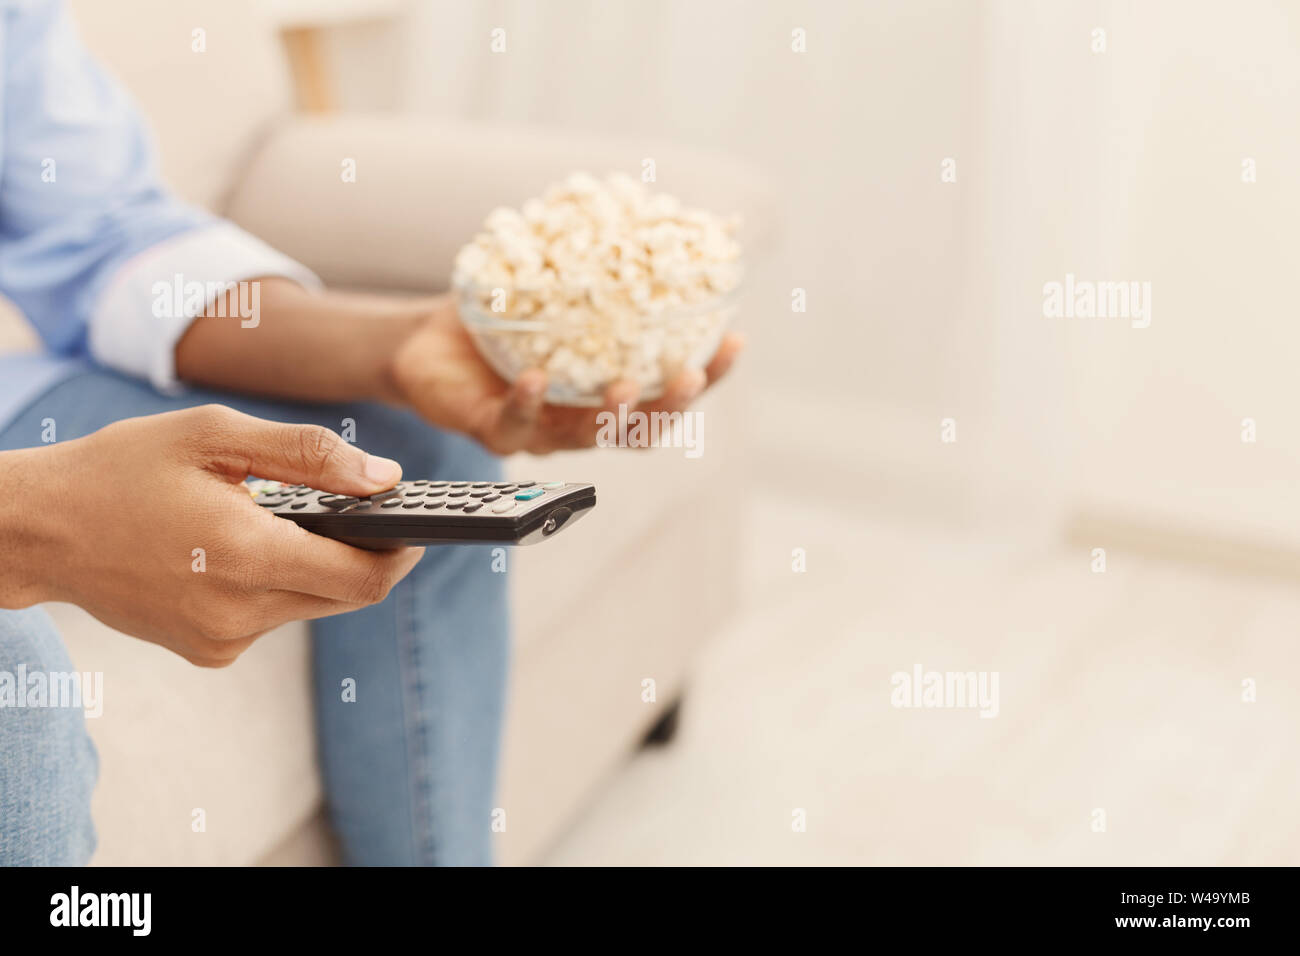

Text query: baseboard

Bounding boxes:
[1066,506,1300,586]
[748,389,1042,529]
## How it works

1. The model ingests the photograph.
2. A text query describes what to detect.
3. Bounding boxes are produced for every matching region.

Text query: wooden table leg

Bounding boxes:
[282,26,335,113]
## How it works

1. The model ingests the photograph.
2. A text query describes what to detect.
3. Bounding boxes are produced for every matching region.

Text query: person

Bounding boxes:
[0,0,740,866]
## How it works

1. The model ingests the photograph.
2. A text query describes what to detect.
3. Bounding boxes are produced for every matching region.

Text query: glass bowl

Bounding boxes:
[454,272,742,406]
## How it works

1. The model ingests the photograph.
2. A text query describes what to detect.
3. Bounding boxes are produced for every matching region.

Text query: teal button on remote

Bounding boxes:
[515,488,545,501]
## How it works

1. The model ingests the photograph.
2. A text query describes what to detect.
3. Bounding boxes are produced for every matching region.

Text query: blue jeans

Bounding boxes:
[0,369,509,865]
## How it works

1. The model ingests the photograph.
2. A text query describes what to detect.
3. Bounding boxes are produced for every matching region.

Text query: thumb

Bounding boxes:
[197,407,402,495]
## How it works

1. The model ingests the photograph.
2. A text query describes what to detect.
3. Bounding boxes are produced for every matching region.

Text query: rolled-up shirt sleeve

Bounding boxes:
[0,0,318,391]
[89,223,320,391]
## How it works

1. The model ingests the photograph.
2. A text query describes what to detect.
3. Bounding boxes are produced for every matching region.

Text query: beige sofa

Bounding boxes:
[0,0,771,865]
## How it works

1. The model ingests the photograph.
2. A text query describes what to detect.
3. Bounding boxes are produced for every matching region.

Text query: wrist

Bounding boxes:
[0,445,73,608]
[373,310,427,405]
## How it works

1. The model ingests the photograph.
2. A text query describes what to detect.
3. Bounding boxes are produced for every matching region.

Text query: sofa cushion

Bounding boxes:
[505,385,743,652]
[225,114,777,293]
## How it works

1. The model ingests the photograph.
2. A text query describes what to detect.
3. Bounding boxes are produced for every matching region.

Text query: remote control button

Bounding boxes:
[403,489,423,497]
[380,498,403,508]
[413,480,428,486]
[369,489,401,503]
[290,501,308,510]
[469,490,491,498]
[402,500,423,509]
[515,480,536,487]
[515,488,544,501]
[471,482,492,488]
[483,494,501,502]
[294,488,314,497]
[445,500,466,509]
[491,501,516,514]
[448,490,469,498]
[450,482,470,488]
[463,503,483,513]
[429,481,449,488]
[423,500,444,510]
[423,497,445,507]
[256,498,282,508]
[492,482,515,488]
[319,495,361,509]
[542,481,565,489]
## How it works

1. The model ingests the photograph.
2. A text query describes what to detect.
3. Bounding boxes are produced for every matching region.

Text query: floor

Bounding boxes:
[542,492,1300,865]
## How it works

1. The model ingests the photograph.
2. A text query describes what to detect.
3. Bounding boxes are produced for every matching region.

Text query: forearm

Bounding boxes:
[174,279,428,404]
[0,446,68,609]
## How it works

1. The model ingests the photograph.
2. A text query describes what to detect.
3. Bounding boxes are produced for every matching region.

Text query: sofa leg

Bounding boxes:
[641,694,684,748]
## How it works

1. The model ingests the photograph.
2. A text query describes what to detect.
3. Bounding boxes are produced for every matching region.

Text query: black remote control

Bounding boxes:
[246,479,596,550]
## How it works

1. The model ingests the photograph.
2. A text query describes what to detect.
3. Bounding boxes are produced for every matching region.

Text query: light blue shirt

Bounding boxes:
[0,0,315,430]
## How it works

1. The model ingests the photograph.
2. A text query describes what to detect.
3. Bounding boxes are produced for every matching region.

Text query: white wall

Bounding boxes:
[1061,1,1300,550]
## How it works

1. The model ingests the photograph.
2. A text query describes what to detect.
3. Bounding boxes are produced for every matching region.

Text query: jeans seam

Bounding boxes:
[397,569,439,865]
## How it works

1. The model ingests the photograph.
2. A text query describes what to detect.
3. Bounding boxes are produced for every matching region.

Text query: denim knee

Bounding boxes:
[337,404,503,484]
[0,608,99,866]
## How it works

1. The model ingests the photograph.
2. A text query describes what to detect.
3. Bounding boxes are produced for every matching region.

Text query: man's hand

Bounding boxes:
[0,406,422,667]
[388,296,744,455]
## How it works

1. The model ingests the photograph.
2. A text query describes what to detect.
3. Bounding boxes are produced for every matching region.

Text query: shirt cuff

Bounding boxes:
[88,222,323,392]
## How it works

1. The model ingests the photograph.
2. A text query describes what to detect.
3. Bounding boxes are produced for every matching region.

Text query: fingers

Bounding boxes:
[568,379,638,449]
[633,334,743,419]
[191,405,402,496]
[261,520,425,604]
[704,332,745,386]
[659,367,707,408]
[182,479,424,668]
[602,379,641,410]
[187,587,394,668]
[253,591,376,628]
[537,379,640,452]
[481,332,743,454]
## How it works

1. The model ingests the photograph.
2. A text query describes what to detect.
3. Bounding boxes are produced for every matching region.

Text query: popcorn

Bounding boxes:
[453,172,742,404]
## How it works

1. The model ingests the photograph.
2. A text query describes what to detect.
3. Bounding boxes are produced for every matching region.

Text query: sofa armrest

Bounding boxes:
[223,115,776,291]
